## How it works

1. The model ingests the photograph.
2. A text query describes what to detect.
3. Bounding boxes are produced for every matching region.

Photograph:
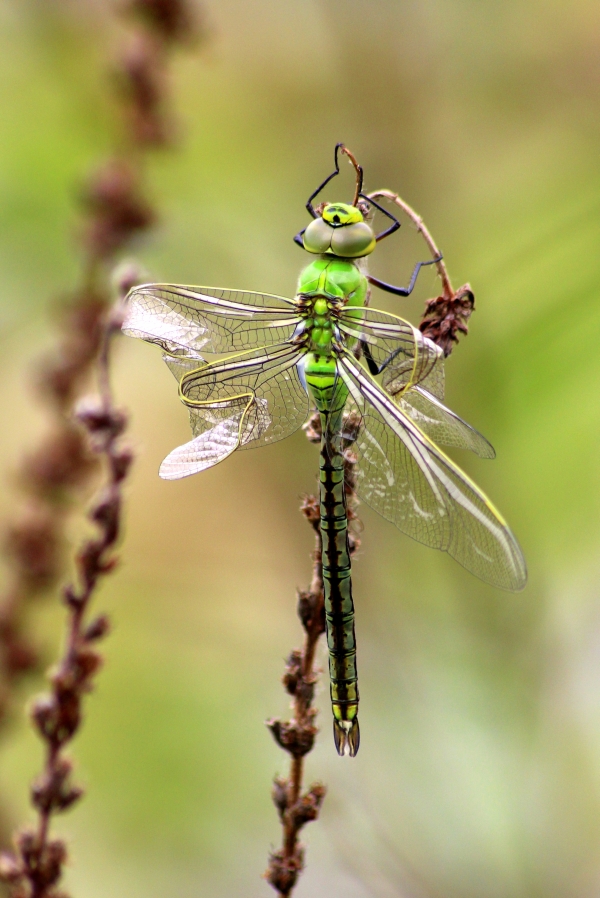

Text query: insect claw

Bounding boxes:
[332,718,360,757]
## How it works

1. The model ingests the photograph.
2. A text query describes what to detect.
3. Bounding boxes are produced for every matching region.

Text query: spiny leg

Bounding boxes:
[359,191,401,243]
[367,254,442,297]
[359,339,409,377]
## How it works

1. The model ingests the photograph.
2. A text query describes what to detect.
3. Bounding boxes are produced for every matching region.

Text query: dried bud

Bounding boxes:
[282,650,302,696]
[0,851,23,883]
[300,495,320,529]
[91,491,121,540]
[266,716,317,758]
[265,846,304,895]
[63,646,103,688]
[81,159,155,260]
[31,695,59,739]
[112,260,146,301]
[84,614,111,642]
[297,590,324,636]
[302,412,321,443]
[63,585,85,611]
[289,782,326,830]
[342,410,361,445]
[31,757,81,814]
[77,539,103,577]
[75,398,127,438]
[347,530,361,557]
[112,446,134,482]
[271,776,288,822]
[28,837,68,889]
[419,285,475,357]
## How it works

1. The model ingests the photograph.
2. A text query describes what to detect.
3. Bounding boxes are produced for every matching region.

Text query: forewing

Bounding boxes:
[160,343,309,480]
[123,283,301,355]
[337,352,526,590]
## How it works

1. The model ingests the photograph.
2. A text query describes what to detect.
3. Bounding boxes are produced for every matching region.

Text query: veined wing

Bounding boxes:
[338,306,493,458]
[336,350,527,591]
[123,283,302,355]
[159,342,309,480]
[338,306,441,394]
[399,387,495,459]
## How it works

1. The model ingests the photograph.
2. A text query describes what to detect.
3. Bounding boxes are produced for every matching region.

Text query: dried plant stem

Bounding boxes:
[265,414,361,897]
[0,0,203,736]
[367,189,475,357]
[367,189,453,298]
[0,302,133,898]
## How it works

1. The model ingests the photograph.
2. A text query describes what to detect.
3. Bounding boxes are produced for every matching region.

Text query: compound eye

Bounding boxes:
[330,221,376,258]
[303,217,333,254]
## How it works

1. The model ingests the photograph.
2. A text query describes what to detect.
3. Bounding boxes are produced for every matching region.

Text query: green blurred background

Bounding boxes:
[1,1,600,896]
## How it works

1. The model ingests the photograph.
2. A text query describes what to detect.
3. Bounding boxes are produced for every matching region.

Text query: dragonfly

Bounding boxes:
[122,145,527,757]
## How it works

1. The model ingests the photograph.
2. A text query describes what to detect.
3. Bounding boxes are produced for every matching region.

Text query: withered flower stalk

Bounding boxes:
[265,412,361,898]
[0,301,132,898]
[0,0,203,734]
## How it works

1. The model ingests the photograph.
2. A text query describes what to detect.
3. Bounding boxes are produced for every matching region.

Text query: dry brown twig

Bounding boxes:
[265,411,362,897]
[0,299,133,898]
[0,0,202,892]
[0,0,203,735]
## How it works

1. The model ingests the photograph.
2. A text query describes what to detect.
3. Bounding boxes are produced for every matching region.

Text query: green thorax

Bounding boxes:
[297,257,366,412]
[297,256,367,306]
[297,257,367,357]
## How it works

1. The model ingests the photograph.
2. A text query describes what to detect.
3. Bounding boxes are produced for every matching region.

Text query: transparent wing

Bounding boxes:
[160,343,309,480]
[338,306,441,394]
[336,351,527,591]
[399,387,495,459]
[123,283,302,355]
[338,305,493,458]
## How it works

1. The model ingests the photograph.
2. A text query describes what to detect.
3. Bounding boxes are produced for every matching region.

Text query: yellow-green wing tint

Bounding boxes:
[337,351,527,591]
[123,284,301,355]
[160,342,308,480]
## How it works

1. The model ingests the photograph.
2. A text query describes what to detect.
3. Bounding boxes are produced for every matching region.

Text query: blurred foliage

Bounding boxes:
[1,1,600,896]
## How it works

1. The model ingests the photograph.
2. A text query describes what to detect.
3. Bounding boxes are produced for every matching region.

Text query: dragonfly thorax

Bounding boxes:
[297,258,367,356]
[297,257,368,308]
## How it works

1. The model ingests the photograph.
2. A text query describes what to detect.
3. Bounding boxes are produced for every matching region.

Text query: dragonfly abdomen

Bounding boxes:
[318,410,360,758]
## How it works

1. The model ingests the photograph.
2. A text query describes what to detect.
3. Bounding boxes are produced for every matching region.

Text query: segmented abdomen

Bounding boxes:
[307,365,360,757]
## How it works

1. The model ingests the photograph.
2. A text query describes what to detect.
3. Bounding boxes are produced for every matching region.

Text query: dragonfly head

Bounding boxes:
[303,202,376,259]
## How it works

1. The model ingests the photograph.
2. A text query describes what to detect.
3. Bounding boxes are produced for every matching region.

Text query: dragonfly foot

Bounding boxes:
[333,718,360,757]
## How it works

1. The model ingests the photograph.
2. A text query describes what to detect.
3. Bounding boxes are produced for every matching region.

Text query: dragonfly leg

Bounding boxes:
[293,228,306,248]
[305,143,348,217]
[359,191,401,243]
[360,340,408,377]
[367,254,443,297]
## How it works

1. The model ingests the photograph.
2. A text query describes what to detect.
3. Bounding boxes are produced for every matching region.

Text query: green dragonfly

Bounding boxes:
[123,145,527,757]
